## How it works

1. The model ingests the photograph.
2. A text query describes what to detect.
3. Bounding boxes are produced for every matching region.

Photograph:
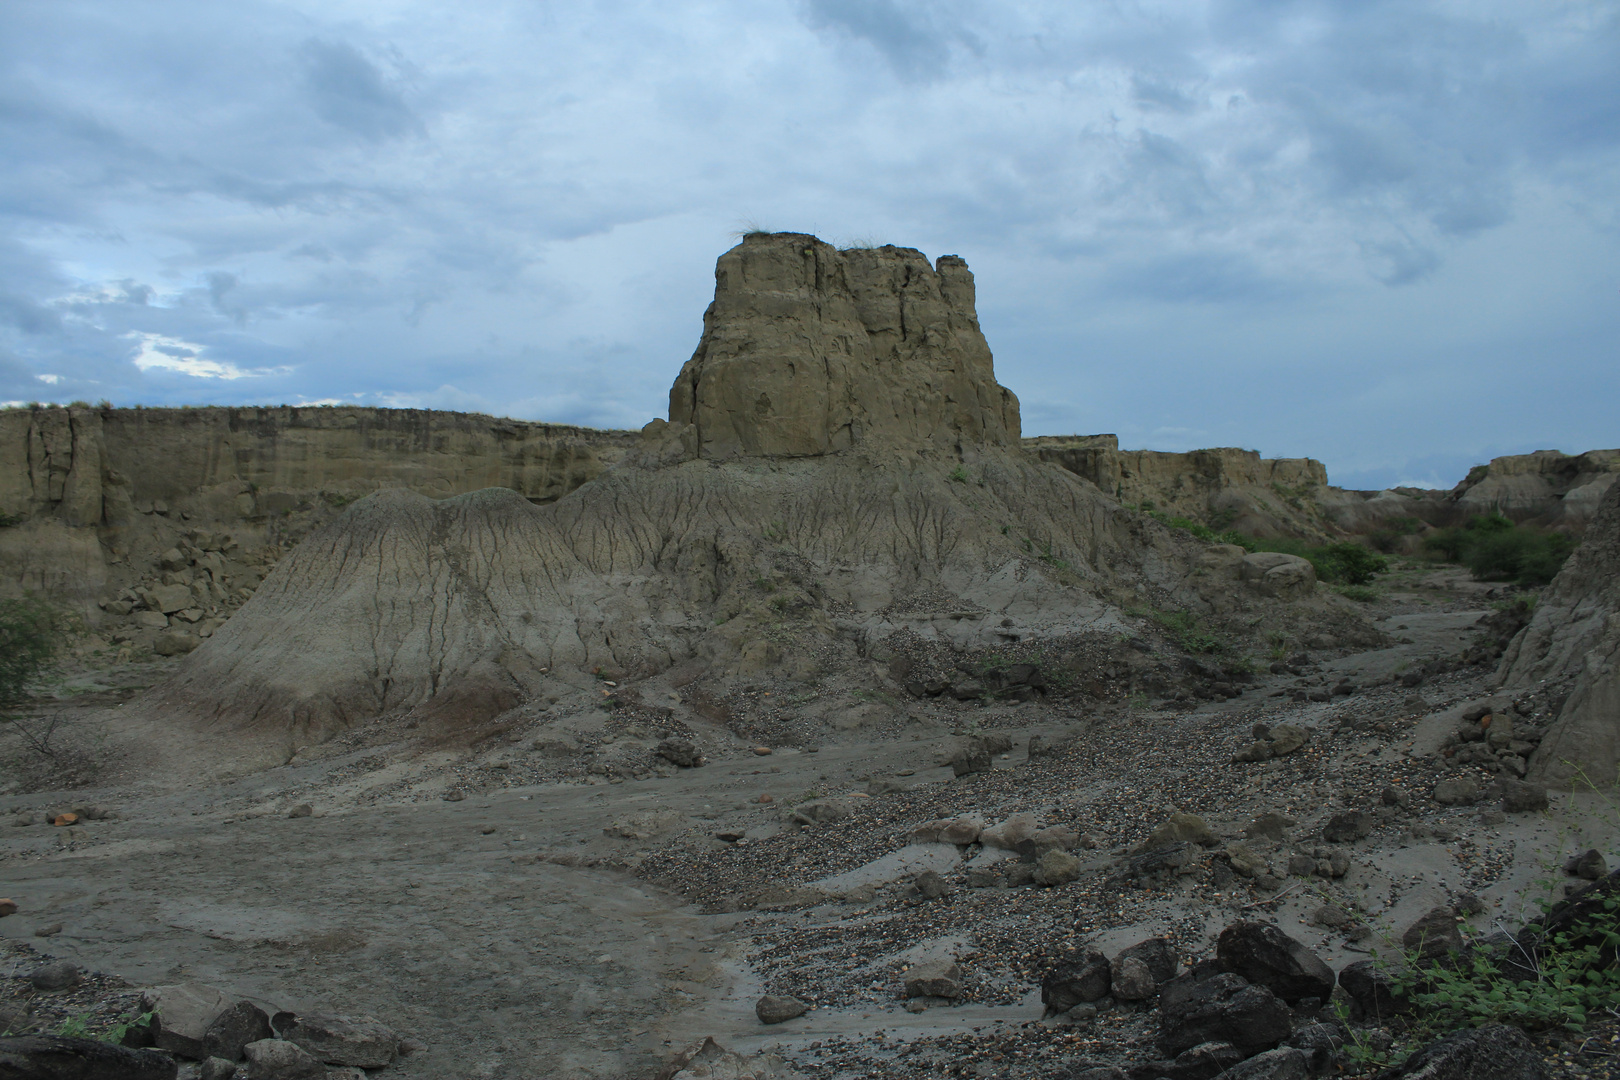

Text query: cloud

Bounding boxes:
[801,0,979,77]
[126,332,290,380]
[299,39,422,141]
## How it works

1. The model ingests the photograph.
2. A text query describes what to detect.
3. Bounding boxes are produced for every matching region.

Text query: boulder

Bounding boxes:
[242,1038,325,1080]
[1493,777,1549,813]
[0,1035,178,1080]
[142,983,231,1059]
[1401,907,1463,959]
[272,1012,397,1069]
[949,745,991,777]
[1157,973,1292,1056]
[914,870,951,899]
[979,813,1037,850]
[1225,1047,1308,1080]
[152,633,200,657]
[1112,937,1180,999]
[655,739,702,767]
[1336,960,1411,1020]
[1432,779,1479,806]
[1375,1022,1546,1080]
[146,583,193,614]
[754,995,809,1024]
[1320,811,1371,843]
[204,1000,273,1062]
[1215,922,1335,1003]
[1041,951,1111,1012]
[1566,848,1608,880]
[903,960,962,1000]
[1240,552,1317,600]
[27,963,80,992]
[1283,1022,1347,1072]
[199,1057,236,1080]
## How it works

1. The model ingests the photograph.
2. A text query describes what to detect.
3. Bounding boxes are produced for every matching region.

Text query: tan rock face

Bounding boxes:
[666,233,1020,458]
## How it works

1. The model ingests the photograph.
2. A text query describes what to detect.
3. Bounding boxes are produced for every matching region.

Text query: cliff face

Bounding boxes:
[1497,477,1620,786]
[0,405,636,607]
[663,234,1020,459]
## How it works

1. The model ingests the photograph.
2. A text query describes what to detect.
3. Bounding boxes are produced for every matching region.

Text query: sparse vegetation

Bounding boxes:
[948,465,970,483]
[1141,508,1390,585]
[0,595,60,710]
[1425,512,1576,586]
[1337,585,1379,603]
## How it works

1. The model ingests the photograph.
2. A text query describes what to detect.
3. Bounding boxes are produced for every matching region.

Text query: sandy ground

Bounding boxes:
[3,566,1616,1079]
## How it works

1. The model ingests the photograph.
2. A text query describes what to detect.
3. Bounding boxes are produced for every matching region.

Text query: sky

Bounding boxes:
[2,1,1617,490]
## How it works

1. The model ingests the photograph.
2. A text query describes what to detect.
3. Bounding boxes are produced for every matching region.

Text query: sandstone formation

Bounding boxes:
[1497,476,1620,786]
[0,405,635,619]
[662,233,1020,459]
[119,234,1362,775]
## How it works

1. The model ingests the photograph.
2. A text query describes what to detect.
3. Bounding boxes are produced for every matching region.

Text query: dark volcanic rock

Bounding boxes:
[1320,811,1372,843]
[1337,960,1412,1020]
[203,1001,272,1062]
[1215,921,1336,1003]
[1157,973,1292,1057]
[1401,907,1463,959]
[0,1035,178,1080]
[1042,951,1112,1012]
[1373,1022,1545,1080]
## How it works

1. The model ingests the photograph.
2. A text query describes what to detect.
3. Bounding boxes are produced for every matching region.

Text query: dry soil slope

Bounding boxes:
[1499,475,1620,786]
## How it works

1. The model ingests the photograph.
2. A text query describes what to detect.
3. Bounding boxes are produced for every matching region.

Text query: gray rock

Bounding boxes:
[1284,1021,1346,1072]
[1309,903,1354,930]
[1157,973,1292,1056]
[1375,1022,1546,1080]
[1244,813,1296,841]
[1402,907,1463,959]
[1337,960,1411,1020]
[272,1012,397,1069]
[204,1000,273,1061]
[1566,848,1608,880]
[654,739,702,767]
[1143,813,1216,850]
[1164,1041,1246,1080]
[1003,862,1036,887]
[199,1057,237,1080]
[144,984,232,1060]
[1111,956,1156,1001]
[1433,779,1479,806]
[754,995,808,1024]
[1033,849,1081,886]
[1226,1047,1308,1080]
[27,962,80,992]
[1380,785,1410,807]
[914,870,951,899]
[242,1038,325,1080]
[1041,950,1111,1012]
[1320,811,1371,843]
[1215,921,1335,1003]
[904,960,962,999]
[0,1035,178,1080]
[286,804,312,819]
[1494,777,1549,813]
[0,1003,31,1037]
[949,745,991,777]
[791,798,852,824]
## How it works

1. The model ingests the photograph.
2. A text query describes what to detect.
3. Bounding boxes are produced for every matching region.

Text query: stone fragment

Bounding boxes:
[914,870,951,899]
[904,960,962,999]
[754,995,809,1024]
[28,963,81,991]
[790,798,851,825]
[1381,785,1410,807]
[1223,841,1267,878]
[33,923,62,937]
[949,745,991,777]
[1284,1021,1347,1072]
[1033,849,1081,886]
[199,1056,236,1080]
[1309,903,1353,930]
[272,1012,398,1069]
[1432,778,1479,806]
[0,899,17,917]
[286,804,312,819]
[50,813,78,827]
[1041,951,1111,1012]
[1215,921,1335,1003]
[204,1000,273,1062]
[937,816,984,845]
[1337,960,1411,1020]
[979,813,1037,850]
[242,1038,325,1080]
[0,1035,178,1080]
[1402,907,1463,959]
[1112,937,1179,999]
[153,632,200,657]
[1376,1023,1546,1080]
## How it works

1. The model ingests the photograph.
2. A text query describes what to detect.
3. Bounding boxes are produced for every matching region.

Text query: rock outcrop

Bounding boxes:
[662,233,1020,459]
[1498,476,1620,786]
[117,234,1363,777]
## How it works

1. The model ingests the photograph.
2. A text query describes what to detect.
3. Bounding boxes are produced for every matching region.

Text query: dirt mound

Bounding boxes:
[1498,475,1620,786]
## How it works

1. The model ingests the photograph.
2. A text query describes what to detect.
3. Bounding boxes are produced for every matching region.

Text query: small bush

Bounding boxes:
[0,595,61,709]
[1338,585,1379,603]
[948,465,970,483]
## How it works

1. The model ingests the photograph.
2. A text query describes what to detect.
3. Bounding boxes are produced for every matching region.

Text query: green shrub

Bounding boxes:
[1338,585,1379,602]
[0,595,60,709]
[1425,513,1575,586]
[1140,507,1389,584]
